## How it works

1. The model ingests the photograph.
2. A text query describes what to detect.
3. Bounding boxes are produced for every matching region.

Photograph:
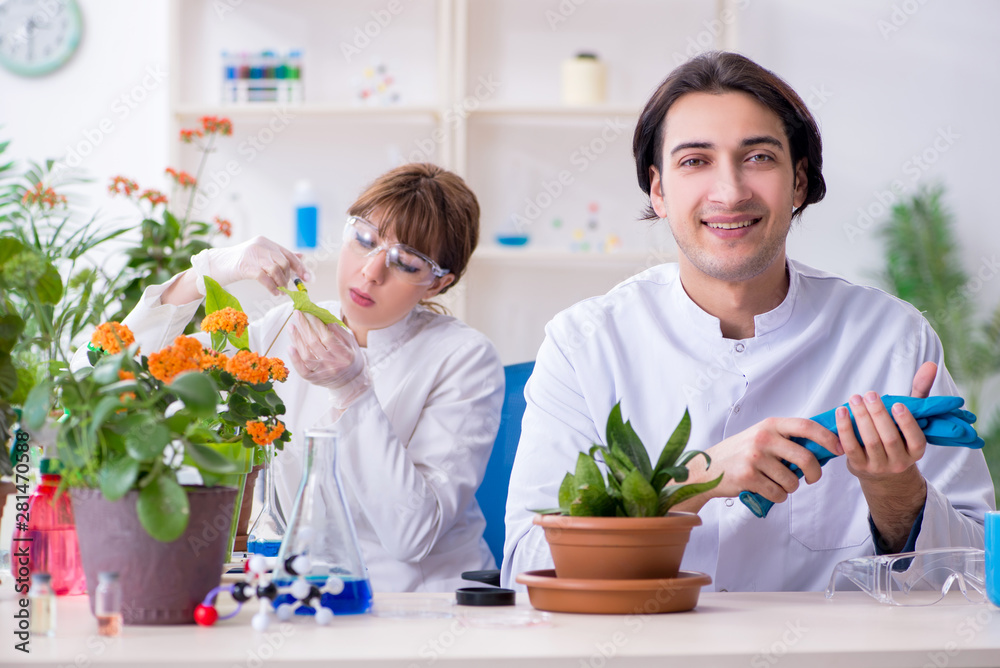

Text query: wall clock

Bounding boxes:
[0,0,83,77]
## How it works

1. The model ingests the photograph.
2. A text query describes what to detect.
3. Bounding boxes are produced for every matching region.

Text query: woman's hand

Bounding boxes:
[191,236,309,295]
[289,312,371,409]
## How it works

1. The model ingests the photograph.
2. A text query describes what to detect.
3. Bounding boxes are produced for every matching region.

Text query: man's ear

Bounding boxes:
[423,273,455,299]
[792,158,808,208]
[649,165,669,219]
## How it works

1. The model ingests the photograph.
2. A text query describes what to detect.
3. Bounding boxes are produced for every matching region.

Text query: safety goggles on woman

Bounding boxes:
[343,216,450,286]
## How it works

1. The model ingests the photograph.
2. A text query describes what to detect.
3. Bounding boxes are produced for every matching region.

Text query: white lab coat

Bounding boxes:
[501,260,995,592]
[123,282,504,593]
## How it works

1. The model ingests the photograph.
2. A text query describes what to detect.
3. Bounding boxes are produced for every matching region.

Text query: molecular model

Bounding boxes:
[194,553,346,629]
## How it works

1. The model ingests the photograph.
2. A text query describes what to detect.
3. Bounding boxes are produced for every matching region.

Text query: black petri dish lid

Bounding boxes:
[455,586,516,606]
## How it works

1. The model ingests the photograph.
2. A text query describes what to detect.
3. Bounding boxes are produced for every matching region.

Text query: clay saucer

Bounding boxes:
[516,569,711,614]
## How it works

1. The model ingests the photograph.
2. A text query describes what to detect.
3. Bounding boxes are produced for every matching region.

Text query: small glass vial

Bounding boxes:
[95,572,122,637]
[29,573,56,637]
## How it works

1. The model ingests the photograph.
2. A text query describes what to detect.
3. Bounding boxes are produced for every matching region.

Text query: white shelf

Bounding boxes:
[469,105,642,119]
[472,247,674,269]
[173,104,441,120]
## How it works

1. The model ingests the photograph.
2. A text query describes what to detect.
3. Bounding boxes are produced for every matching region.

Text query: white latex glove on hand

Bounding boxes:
[288,311,371,410]
[190,235,309,296]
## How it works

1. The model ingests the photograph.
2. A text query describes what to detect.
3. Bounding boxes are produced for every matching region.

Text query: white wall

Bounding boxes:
[0,0,170,236]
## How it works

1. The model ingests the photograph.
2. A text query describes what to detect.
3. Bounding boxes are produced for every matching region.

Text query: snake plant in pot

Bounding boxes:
[533,402,722,581]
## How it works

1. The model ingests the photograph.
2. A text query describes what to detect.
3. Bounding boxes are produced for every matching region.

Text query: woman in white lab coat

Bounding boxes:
[121,163,504,592]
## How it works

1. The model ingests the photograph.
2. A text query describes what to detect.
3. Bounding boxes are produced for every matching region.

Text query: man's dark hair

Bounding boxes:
[633,51,826,221]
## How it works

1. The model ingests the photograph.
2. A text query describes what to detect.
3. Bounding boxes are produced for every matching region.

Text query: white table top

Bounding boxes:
[3,591,1000,667]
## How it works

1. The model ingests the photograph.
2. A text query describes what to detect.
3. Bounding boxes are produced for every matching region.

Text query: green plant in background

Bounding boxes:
[877,185,1000,504]
[0,139,128,464]
[108,116,235,326]
[536,402,723,517]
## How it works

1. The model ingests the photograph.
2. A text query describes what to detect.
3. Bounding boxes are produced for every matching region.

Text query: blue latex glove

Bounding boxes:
[739,395,984,518]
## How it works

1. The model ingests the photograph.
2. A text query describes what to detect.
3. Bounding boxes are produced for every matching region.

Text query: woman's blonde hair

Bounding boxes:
[348,163,480,296]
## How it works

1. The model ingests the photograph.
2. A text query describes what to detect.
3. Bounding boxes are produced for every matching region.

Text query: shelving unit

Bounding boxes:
[167,0,728,363]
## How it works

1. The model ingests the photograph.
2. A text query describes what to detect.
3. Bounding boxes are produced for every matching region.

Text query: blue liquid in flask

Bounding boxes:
[275,575,373,616]
[247,539,282,557]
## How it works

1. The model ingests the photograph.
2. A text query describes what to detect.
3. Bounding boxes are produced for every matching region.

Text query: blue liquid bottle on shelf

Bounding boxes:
[294,180,318,249]
[272,430,372,616]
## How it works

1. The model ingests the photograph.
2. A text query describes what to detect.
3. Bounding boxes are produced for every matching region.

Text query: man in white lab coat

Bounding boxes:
[501,52,995,592]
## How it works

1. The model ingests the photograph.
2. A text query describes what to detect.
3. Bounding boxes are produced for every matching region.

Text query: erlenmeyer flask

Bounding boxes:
[248,445,286,557]
[272,430,372,615]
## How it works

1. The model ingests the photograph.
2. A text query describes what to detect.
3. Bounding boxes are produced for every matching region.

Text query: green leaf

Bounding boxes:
[603,445,637,483]
[123,416,171,462]
[87,395,127,443]
[569,481,617,517]
[204,276,243,313]
[605,402,652,479]
[137,474,189,542]
[652,408,691,478]
[36,262,63,304]
[0,354,16,398]
[621,468,659,517]
[0,312,25,350]
[0,237,26,264]
[98,457,140,501]
[184,441,240,474]
[278,286,346,328]
[22,379,53,430]
[573,451,605,490]
[168,372,219,413]
[657,474,724,515]
[557,472,576,510]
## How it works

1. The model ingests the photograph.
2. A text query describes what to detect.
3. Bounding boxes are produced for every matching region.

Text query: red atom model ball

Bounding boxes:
[193,603,219,626]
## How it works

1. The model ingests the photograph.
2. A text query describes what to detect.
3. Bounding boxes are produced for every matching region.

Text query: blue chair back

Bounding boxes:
[476,361,534,567]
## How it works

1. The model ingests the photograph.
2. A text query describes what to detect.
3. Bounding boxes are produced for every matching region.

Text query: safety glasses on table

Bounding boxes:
[342,216,449,286]
[825,547,986,606]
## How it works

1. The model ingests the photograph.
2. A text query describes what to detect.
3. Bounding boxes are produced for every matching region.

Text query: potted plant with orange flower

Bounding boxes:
[21,278,293,624]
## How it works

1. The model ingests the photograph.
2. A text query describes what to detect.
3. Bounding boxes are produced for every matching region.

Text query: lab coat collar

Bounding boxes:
[363,306,425,368]
[669,259,800,341]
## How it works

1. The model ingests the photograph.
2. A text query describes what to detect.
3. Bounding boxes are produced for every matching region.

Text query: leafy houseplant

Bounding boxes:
[532,402,722,582]
[108,116,235,327]
[539,403,722,518]
[876,185,1000,505]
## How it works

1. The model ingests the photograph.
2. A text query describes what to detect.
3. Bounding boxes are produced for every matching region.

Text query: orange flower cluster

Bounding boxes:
[200,349,229,371]
[117,370,137,403]
[201,307,249,338]
[179,128,204,143]
[213,216,233,237]
[147,335,206,384]
[91,322,136,355]
[22,182,68,209]
[246,420,286,446]
[225,350,286,385]
[139,189,168,206]
[201,116,233,136]
[108,176,139,197]
[165,167,197,188]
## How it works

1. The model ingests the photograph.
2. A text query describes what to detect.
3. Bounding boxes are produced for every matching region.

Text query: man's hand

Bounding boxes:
[674,417,843,513]
[841,361,936,552]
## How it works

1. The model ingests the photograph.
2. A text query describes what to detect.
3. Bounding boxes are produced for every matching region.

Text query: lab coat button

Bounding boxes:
[733,404,741,414]
[734,343,745,353]
[725,498,734,507]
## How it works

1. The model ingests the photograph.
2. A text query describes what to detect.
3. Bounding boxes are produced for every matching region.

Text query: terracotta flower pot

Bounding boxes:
[72,485,237,625]
[533,512,702,580]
